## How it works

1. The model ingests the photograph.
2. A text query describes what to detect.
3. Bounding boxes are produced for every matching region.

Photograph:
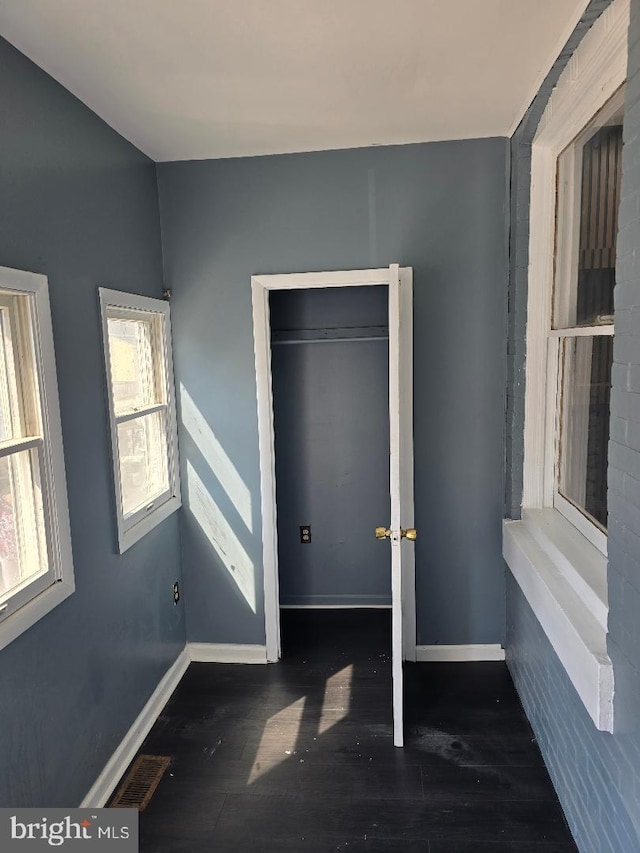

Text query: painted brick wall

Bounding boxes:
[507,576,639,852]
[506,1,640,850]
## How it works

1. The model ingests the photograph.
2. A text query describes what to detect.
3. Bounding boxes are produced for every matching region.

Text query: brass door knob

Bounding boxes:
[375,526,391,540]
[401,528,417,541]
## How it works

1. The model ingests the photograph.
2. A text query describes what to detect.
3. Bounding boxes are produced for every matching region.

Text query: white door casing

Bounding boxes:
[251,266,416,746]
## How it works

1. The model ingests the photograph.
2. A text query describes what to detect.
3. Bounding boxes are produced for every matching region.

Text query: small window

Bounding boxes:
[99,289,180,552]
[0,266,74,651]
[550,87,623,551]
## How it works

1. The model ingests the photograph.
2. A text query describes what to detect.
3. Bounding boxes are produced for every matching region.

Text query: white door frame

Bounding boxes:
[251,267,416,663]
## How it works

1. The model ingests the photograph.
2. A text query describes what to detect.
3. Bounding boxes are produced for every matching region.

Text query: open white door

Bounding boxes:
[387,263,415,747]
[253,266,415,683]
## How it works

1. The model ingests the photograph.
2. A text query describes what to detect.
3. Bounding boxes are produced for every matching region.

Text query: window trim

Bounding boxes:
[99,288,181,553]
[504,0,630,733]
[0,266,75,652]
[523,0,629,513]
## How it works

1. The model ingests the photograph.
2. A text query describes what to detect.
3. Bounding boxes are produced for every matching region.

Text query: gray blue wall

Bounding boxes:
[505,1,640,850]
[157,137,509,647]
[0,38,185,807]
[270,287,391,607]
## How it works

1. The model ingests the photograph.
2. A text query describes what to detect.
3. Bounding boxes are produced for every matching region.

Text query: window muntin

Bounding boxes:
[0,270,74,641]
[100,290,180,552]
[551,88,623,542]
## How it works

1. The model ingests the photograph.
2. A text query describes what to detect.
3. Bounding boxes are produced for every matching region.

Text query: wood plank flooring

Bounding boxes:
[127,610,577,852]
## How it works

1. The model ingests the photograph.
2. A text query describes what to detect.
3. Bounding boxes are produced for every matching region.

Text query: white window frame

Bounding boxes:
[0,266,75,652]
[549,87,622,547]
[523,0,627,522]
[503,0,629,733]
[99,288,181,553]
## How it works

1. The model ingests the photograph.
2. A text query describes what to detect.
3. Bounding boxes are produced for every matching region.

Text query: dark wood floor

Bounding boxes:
[130,610,577,852]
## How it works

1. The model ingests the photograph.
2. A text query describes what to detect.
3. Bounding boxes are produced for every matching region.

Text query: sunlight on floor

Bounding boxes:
[318,664,353,735]
[180,383,253,533]
[186,460,256,612]
[248,697,307,784]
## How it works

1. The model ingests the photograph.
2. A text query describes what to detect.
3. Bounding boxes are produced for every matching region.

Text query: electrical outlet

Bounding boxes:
[173,581,180,605]
[300,525,311,544]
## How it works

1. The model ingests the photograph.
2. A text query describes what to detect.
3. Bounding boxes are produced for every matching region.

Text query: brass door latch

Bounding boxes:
[375,527,417,540]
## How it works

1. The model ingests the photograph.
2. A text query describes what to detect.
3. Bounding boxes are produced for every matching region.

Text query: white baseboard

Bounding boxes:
[79,642,269,807]
[80,647,190,808]
[416,644,505,662]
[188,642,268,664]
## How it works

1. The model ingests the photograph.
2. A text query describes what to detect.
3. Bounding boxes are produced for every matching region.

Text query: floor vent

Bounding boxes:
[109,755,171,811]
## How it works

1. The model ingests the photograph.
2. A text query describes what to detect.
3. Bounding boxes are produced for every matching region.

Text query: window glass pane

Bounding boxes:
[117,411,169,517]
[558,335,613,529]
[0,307,22,441]
[0,448,48,600]
[107,315,164,413]
[575,124,622,324]
[554,88,624,328]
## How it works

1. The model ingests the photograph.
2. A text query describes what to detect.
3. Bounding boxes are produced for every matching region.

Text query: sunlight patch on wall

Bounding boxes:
[180,383,253,532]
[248,697,307,784]
[186,460,256,613]
[318,664,353,735]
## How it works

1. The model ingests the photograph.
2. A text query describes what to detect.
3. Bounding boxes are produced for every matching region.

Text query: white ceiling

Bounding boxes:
[0,0,588,162]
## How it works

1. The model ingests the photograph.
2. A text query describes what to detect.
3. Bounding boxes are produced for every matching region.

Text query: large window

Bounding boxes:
[551,88,623,551]
[100,289,180,553]
[0,266,74,651]
[504,0,629,732]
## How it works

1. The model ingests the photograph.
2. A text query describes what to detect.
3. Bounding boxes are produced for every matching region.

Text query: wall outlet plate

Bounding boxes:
[300,525,311,544]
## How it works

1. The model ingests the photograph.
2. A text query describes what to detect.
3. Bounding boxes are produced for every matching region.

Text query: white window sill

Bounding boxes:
[503,508,614,732]
[118,495,181,553]
[0,578,75,652]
